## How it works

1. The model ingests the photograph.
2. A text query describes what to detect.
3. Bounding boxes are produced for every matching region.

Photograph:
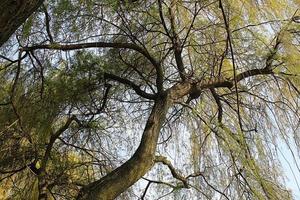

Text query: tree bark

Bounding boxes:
[77,82,192,200]
[38,172,48,200]
[0,0,43,47]
[77,94,171,199]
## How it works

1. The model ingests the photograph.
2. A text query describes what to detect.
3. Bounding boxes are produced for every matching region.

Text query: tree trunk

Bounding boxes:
[38,173,48,200]
[77,94,171,200]
[77,83,192,200]
[0,0,43,47]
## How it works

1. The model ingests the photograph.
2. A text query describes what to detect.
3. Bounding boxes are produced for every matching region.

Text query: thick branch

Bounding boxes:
[210,88,223,123]
[104,73,156,100]
[42,5,54,43]
[22,42,153,63]
[21,42,164,92]
[154,156,189,188]
[41,116,76,169]
[235,68,273,82]
[0,165,26,174]
[193,67,274,91]
[169,5,186,80]
[21,42,163,92]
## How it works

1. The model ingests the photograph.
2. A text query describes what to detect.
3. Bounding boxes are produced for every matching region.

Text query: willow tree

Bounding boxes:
[0,0,300,199]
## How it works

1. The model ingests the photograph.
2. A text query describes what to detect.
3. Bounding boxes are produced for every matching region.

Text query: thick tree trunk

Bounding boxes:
[0,0,43,47]
[77,83,192,200]
[77,94,171,200]
[38,173,48,200]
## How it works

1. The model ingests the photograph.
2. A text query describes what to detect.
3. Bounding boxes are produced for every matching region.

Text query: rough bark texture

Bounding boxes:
[77,83,192,200]
[77,94,171,200]
[38,172,48,200]
[0,0,43,47]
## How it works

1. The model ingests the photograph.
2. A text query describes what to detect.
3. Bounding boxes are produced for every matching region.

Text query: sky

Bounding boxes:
[279,140,300,199]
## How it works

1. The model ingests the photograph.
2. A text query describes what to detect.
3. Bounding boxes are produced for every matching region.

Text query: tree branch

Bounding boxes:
[21,42,164,93]
[193,67,274,92]
[38,115,78,200]
[104,73,156,100]
[210,88,223,123]
[154,156,189,188]
[169,4,186,81]
[42,5,54,43]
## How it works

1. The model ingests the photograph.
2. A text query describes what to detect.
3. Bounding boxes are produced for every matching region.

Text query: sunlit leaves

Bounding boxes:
[1,0,300,199]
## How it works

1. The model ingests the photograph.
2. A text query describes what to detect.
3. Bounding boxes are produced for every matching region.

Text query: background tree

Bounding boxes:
[1,0,300,199]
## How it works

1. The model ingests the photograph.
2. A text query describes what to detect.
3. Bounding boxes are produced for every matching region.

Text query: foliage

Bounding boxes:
[1,0,300,199]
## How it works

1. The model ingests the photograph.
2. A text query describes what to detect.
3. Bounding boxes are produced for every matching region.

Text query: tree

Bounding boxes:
[0,0,44,47]
[0,0,300,199]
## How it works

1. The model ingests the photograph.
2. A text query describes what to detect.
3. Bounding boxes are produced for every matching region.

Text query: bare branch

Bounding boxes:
[104,73,156,100]
[154,156,189,188]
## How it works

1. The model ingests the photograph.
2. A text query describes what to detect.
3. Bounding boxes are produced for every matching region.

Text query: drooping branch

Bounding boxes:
[219,0,244,131]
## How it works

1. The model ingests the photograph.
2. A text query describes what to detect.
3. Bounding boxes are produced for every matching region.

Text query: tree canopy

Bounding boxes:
[1,0,300,199]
